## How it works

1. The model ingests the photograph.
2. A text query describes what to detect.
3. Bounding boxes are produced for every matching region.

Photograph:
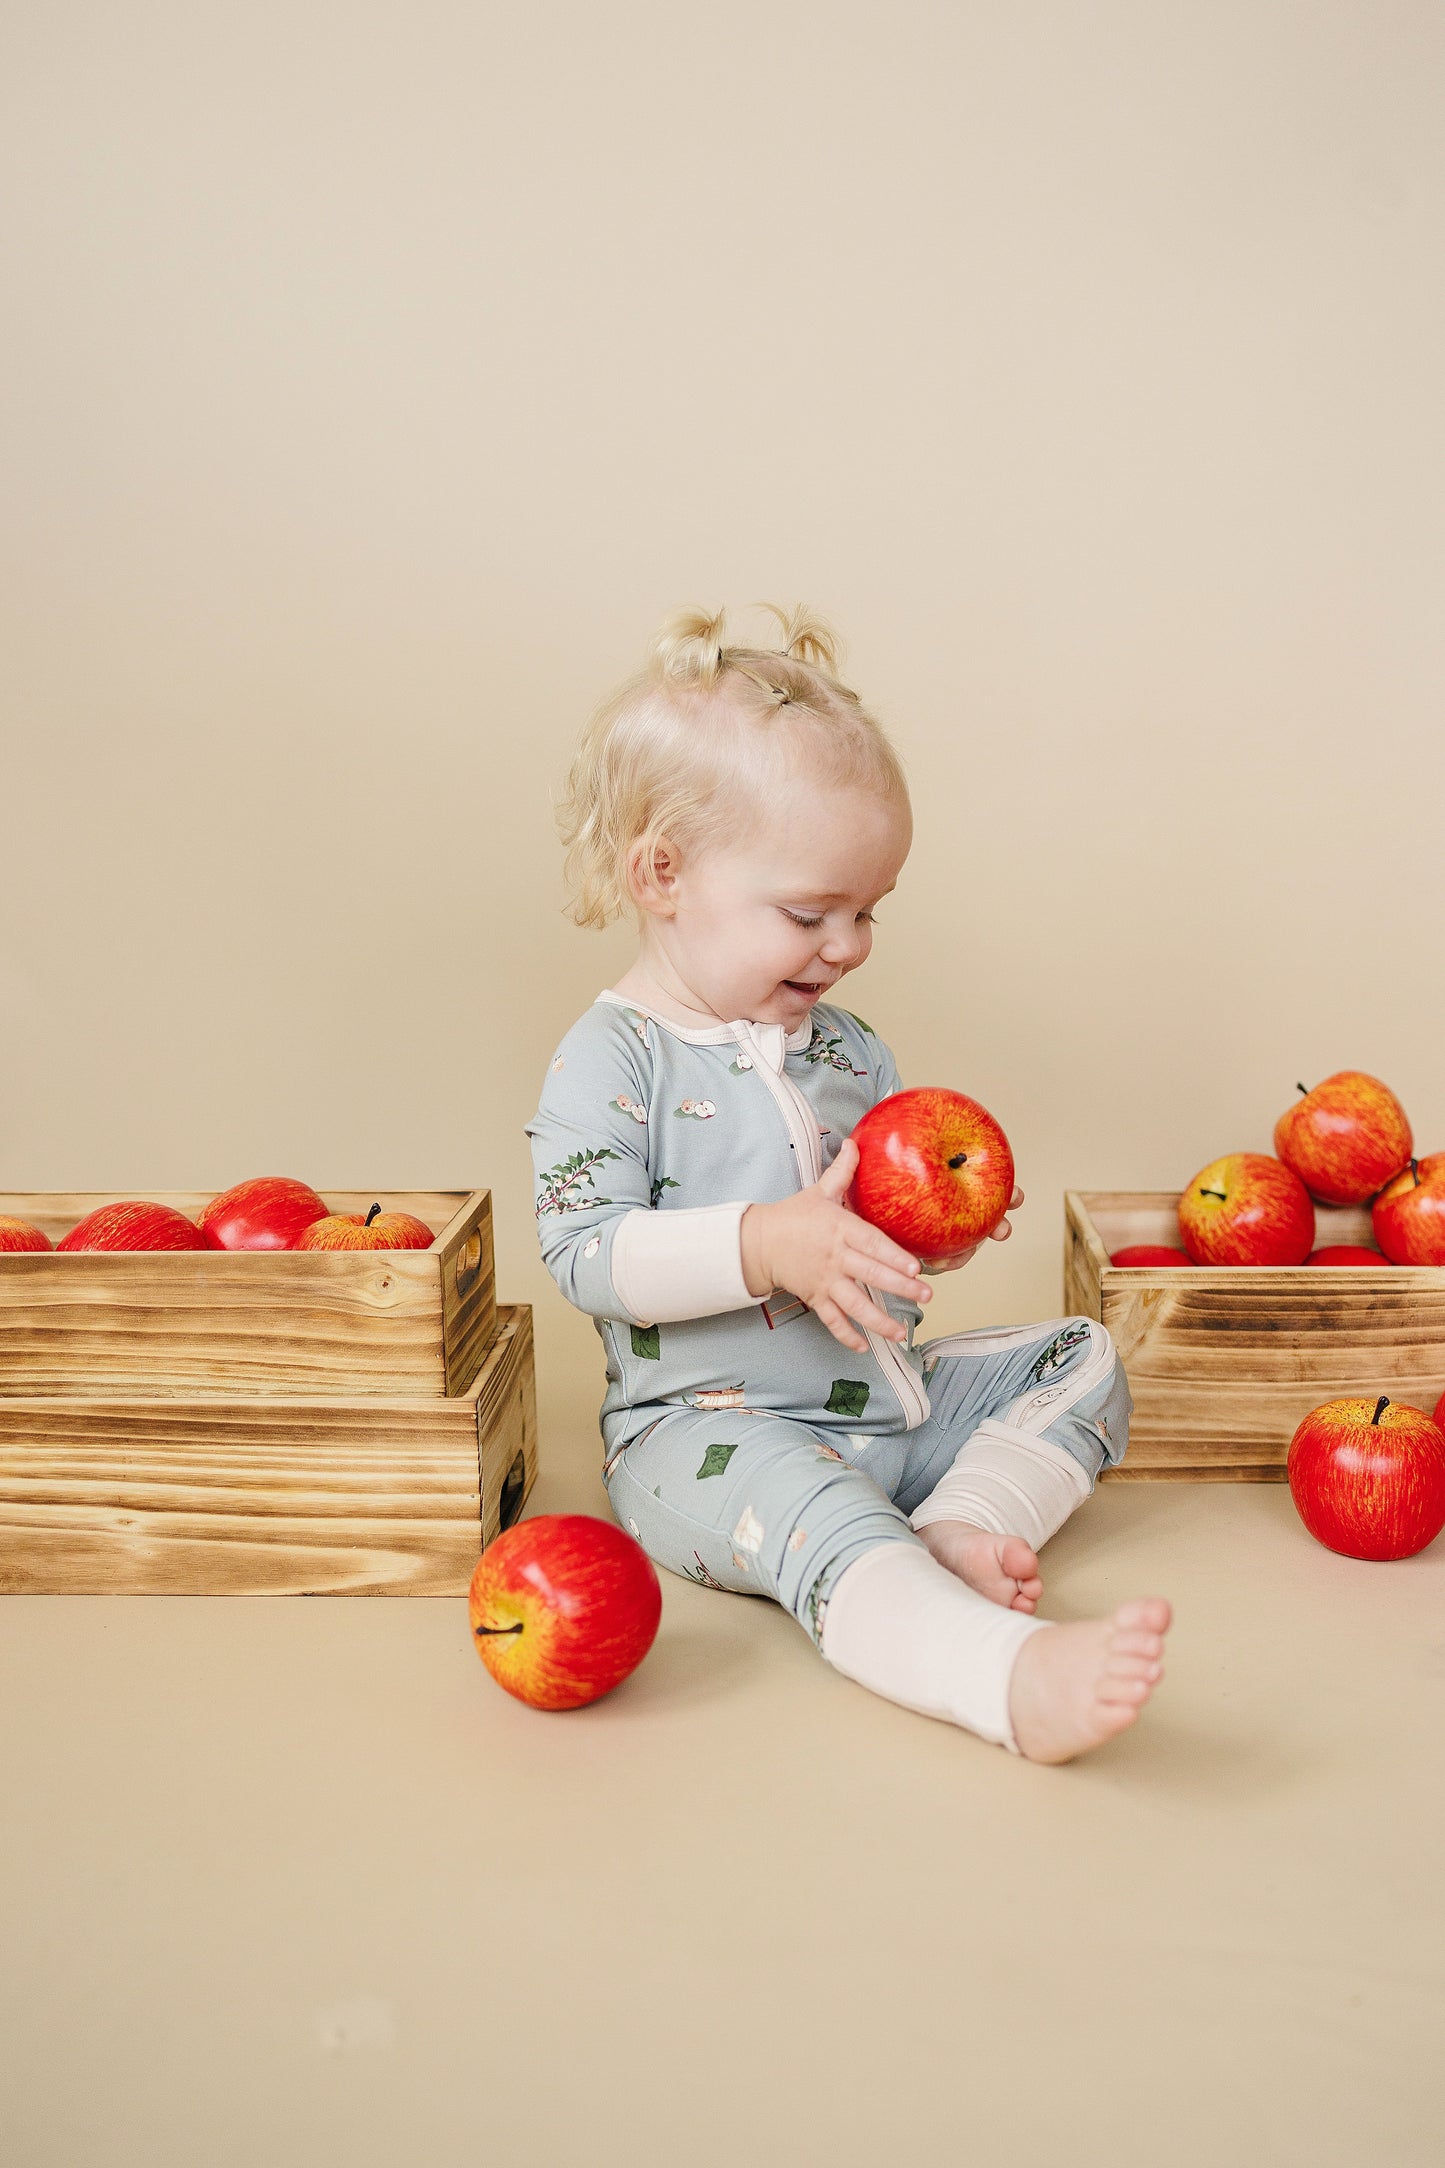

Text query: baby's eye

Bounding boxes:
[781,909,824,929]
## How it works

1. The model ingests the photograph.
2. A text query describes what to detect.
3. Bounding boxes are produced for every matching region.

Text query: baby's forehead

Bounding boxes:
[721,773,911,894]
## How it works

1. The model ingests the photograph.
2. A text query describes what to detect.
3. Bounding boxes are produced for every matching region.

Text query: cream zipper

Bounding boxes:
[740,1022,931,1431]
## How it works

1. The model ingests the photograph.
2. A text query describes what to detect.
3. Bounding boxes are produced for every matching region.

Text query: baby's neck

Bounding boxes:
[608,959,729,1032]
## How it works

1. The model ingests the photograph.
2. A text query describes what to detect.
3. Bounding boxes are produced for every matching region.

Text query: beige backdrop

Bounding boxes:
[5,1,1445,1468]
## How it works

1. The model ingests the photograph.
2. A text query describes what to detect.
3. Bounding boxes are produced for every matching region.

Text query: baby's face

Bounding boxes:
[657,779,911,1027]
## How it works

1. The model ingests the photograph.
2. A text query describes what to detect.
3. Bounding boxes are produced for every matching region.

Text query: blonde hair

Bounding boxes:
[558,605,909,929]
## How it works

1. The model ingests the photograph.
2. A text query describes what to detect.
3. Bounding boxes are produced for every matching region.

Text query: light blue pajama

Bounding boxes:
[526,994,1133,1645]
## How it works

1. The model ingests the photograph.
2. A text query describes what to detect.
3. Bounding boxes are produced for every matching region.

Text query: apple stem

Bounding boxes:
[1200,1188,1227,1202]
[365,1203,383,1226]
[947,1151,968,1169]
[1410,1159,1420,1187]
[473,1622,524,1637]
[1372,1395,1389,1425]
[1296,1082,1309,1096]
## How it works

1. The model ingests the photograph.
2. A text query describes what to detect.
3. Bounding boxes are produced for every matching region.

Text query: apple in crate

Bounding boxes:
[1308,1246,1388,1265]
[849,1088,1015,1264]
[1273,1072,1412,1204]
[469,1514,662,1710]
[198,1174,329,1251]
[57,1201,207,1251]
[1288,1395,1445,1561]
[1177,1153,1313,1266]
[0,1216,52,1252]
[294,1202,434,1250]
[1110,1245,1193,1267]
[1372,1155,1445,1265]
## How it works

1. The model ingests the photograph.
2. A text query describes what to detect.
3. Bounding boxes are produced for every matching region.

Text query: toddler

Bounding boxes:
[526,607,1172,1761]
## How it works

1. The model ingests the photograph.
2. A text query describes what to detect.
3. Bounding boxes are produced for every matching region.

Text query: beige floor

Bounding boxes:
[3,1446,1443,2166]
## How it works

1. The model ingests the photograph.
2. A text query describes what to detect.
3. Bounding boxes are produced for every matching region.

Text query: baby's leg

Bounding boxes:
[899,1318,1134,1609]
[605,1406,1166,1761]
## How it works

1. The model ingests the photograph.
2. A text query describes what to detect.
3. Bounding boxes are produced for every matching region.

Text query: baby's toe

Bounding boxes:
[1099,1673,1153,1707]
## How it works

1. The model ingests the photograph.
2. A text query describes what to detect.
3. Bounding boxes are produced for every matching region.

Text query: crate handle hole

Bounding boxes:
[455,1231,483,1294]
[499,1450,526,1532]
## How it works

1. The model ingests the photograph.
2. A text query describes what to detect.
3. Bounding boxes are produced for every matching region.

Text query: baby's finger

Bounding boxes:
[811,1294,869,1354]
[832,1282,908,1344]
[925,1245,979,1274]
[988,1217,1013,1242]
[816,1138,859,1200]
[852,1222,924,1283]
[1010,1186,1024,1210]
[844,1250,932,1305]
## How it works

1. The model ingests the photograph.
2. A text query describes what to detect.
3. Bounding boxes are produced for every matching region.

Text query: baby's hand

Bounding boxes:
[922,1185,1026,1274]
[740,1137,931,1354]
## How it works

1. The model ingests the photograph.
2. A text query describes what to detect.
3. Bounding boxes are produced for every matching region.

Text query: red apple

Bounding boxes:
[469,1513,662,1710]
[0,1216,52,1252]
[1436,1388,1445,1428]
[849,1088,1014,1265]
[1372,1155,1445,1265]
[56,1201,207,1252]
[1109,1244,1193,1267]
[293,1202,434,1251]
[198,1175,330,1251]
[1287,1394,1445,1561]
[1307,1246,1388,1266]
[1273,1072,1412,1204]
[1177,1153,1314,1266]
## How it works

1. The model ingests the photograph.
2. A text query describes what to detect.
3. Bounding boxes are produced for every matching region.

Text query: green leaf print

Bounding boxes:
[696,1441,739,1480]
[535,1145,621,1219]
[802,1026,865,1077]
[630,1323,661,1361]
[649,1175,680,1208]
[826,1378,871,1418]
[842,1011,876,1035]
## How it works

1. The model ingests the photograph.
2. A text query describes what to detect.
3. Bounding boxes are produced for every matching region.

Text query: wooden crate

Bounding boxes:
[0,1304,536,1595]
[1066,1192,1445,1480]
[0,1189,494,1398]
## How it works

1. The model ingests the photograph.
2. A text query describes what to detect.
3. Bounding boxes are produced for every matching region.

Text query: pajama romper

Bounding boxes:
[526,994,1133,1647]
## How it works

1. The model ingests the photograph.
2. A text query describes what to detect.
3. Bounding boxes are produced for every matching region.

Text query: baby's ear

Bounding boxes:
[626,834,680,917]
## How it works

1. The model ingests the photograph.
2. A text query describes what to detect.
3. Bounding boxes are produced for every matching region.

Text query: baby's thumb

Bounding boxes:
[818,1136,859,1198]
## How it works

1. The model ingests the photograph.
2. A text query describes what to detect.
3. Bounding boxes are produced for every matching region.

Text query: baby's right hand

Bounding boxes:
[739,1137,931,1354]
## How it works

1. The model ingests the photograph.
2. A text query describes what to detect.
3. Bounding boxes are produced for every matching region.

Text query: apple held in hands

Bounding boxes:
[199,1175,329,1251]
[294,1202,434,1250]
[1288,1394,1445,1561]
[469,1514,662,1710]
[1177,1153,1314,1266]
[56,1202,207,1252]
[0,1216,52,1252]
[848,1088,1015,1266]
[1372,1155,1445,1265]
[1274,1072,1412,1204]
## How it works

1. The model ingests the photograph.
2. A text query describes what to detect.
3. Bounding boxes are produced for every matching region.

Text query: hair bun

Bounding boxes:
[653,606,729,688]
[759,603,841,675]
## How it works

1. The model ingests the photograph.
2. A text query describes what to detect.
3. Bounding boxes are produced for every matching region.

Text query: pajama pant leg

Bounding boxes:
[894,1315,1133,1521]
[604,1408,922,1646]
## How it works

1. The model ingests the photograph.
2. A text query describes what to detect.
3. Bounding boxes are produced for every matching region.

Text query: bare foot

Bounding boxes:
[918,1520,1043,1614]
[1008,1597,1173,1763]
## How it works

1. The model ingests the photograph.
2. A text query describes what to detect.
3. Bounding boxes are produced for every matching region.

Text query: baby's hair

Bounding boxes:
[558,604,909,929]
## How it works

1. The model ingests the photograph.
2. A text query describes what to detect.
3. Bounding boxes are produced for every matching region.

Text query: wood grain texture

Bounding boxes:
[1065,1193,1445,1482]
[0,1189,494,1398]
[0,1305,535,1595]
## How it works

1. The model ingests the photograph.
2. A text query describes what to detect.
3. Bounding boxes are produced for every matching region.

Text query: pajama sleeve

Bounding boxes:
[524,1013,756,1326]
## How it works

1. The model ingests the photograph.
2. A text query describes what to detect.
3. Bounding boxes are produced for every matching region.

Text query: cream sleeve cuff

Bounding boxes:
[609,1202,757,1324]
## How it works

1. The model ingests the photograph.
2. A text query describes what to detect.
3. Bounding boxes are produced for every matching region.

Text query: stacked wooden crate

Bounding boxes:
[0,1189,535,1594]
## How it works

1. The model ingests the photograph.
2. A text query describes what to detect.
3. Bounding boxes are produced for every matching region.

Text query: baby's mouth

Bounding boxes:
[783,979,827,997]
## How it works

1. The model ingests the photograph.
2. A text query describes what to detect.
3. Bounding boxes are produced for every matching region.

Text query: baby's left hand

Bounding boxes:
[922,1185,1025,1275]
